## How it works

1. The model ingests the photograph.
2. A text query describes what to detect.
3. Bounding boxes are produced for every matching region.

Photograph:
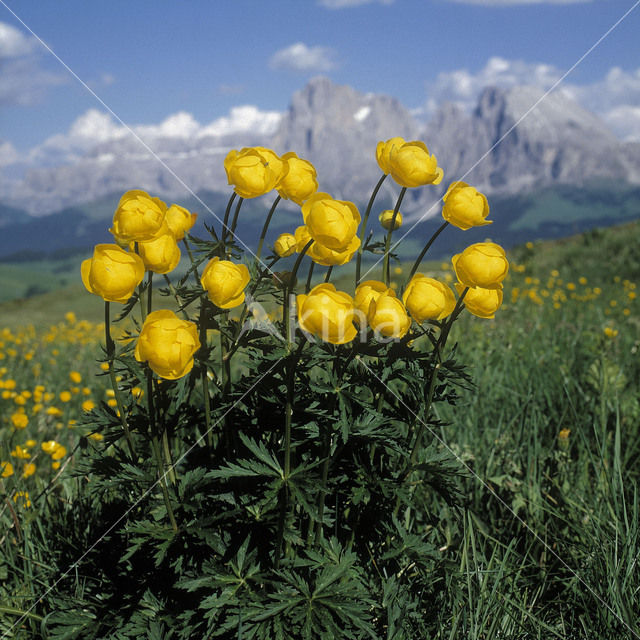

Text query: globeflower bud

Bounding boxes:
[402,275,457,323]
[277,152,318,205]
[368,292,411,339]
[201,257,251,309]
[111,189,168,243]
[294,226,360,267]
[388,140,443,188]
[301,192,361,251]
[138,233,181,274]
[165,204,197,240]
[296,283,357,345]
[442,182,491,230]
[81,244,145,303]
[379,209,403,230]
[134,310,201,380]
[274,233,298,258]
[224,147,285,199]
[376,137,406,175]
[456,283,503,318]
[452,243,509,290]
[354,280,393,319]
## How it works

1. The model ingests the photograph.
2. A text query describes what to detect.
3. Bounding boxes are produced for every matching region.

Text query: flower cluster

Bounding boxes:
[81,140,509,377]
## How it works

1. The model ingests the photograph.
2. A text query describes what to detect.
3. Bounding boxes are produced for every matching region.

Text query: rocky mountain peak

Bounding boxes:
[271,77,418,201]
[3,79,640,217]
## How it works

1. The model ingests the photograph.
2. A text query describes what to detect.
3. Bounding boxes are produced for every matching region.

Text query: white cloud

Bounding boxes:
[424,56,563,115]
[200,106,282,137]
[0,22,36,58]
[424,57,640,142]
[18,105,283,168]
[601,105,640,143]
[0,21,67,106]
[0,141,20,167]
[318,0,394,7]
[269,42,337,73]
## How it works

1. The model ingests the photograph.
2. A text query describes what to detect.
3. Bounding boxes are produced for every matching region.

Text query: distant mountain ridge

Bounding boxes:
[3,77,640,218]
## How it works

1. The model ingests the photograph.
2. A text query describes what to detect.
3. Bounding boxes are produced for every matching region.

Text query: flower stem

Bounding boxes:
[408,221,450,279]
[147,271,153,317]
[324,266,333,283]
[255,195,282,262]
[355,174,387,286]
[227,196,245,253]
[383,187,407,286]
[198,297,213,448]
[275,241,313,567]
[104,302,135,458]
[305,261,315,293]
[221,192,237,248]
[407,287,468,465]
[146,368,178,532]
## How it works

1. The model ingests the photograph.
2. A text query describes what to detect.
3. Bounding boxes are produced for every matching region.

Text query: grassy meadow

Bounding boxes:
[1,220,639,638]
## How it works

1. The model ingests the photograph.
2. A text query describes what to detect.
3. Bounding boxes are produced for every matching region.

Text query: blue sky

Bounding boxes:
[1,0,640,167]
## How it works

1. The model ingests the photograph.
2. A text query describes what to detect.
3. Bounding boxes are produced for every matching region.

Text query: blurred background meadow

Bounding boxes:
[1,0,640,637]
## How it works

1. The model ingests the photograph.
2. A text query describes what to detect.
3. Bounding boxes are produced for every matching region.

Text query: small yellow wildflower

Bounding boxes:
[22,462,36,478]
[11,412,28,429]
[13,491,31,508]
[10,445,30,460]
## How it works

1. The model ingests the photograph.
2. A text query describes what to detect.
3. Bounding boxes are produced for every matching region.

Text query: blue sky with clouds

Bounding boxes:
[1,0,640,168]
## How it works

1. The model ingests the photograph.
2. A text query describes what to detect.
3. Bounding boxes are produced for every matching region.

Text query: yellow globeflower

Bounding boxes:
[138,233,181,274]
[42,440,59,455]
[51,444,67,460]
[110,189,168,243]
[60,391,72,403]
[81,244,145,303]
[368,292,411,339]
[274,233,298,258]
[277,152,318,205]
[134,310,201,380]
[379,210,403,230]
[456,283,503,319]
[11,412,28,429]
[82,400,96,412]
[354,280,393,320]
[452,243,509,290]
[224,147,285,199]
[376,137,406,175]
[1,461,14,477]
[296,284,357,345]
[69,371,82,384]
[388,140,443,188]
[10,445,30,459]
[294,226,360,267]
[201,258,251,309]
[165,204,197,240]
[402,275,457,323]
[22,462,36,478]
[301,193,361,251]
[442,182,491,230]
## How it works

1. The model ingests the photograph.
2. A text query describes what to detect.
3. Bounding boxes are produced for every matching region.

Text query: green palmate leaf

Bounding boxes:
[41,606,97,640]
